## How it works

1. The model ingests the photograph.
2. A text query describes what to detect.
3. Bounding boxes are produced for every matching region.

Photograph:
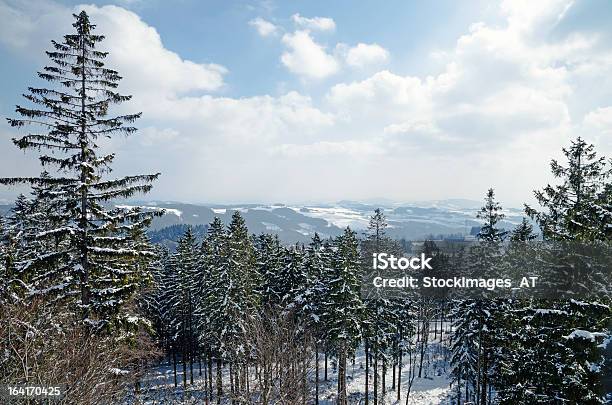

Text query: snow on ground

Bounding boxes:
[316,339,451,405]
[261,221,282,231]
[290,206,371,229]
[131,327,452,404]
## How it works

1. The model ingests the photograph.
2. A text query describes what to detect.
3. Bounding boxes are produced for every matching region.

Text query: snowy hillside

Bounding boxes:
[116,200,527,243]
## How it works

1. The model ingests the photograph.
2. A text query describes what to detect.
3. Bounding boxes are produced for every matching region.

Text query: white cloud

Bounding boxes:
[281,30,339,79]
[3,0,612,205]
[0,0,71,51]
[0,3,227,95]
[327,70,431,123]
[139,127,180,147]
[291,13,335,32]
[345,43,389,68]
[272,140,384,157]
[80,5,226,96]
[249,17,278,37]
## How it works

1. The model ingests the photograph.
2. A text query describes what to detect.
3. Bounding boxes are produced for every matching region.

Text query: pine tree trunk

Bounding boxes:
[204,359,209,405]
[382,361,386,396]
[392,356,396,391]
[418,319,428,378]
[229,362,235,404]
[78,33,90,321]
[190,354,194,385]
[456,365,461,405]
[216,359,223,404]
[365,340,369,405]
[324,351,328,381]
[183,349,187,388]
[374,346,378,405]
[188,294,194,385]
[173,347,178,388]
[302,353,307,405]
[315,346,319,405]
[246,363,250,398]
[337,348,347,405]
[480,348,488,405]
[208,352,213,402]
[397,324,403,401]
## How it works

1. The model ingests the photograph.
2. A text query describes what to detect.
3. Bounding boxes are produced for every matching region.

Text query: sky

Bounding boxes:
[0,0,612,207]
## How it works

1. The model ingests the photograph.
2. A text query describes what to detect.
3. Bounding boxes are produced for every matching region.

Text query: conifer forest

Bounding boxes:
[0,9,611,405]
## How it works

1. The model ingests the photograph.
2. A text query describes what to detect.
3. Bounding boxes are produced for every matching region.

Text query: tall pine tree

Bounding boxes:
[0,11,160,330]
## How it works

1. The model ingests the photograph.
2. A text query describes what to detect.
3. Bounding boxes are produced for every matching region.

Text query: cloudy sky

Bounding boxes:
[1,0,611,207]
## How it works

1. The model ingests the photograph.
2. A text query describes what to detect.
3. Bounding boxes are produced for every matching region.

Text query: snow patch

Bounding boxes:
[116,204,182,218]
[262,222,281,231]
[564,329,606,342]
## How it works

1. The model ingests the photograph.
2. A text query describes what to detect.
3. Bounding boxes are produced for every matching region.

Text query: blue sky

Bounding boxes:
[1,0,612,206]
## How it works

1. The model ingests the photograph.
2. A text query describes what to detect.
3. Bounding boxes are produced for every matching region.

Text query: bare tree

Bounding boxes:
[243,309,314,405]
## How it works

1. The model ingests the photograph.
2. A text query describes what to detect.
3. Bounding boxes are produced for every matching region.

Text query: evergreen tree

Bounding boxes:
[2,195,34,294]
[227,211,260,314]
[451,189,508,404]
[255,232,286,308]
[361,208,400,403]
[278,243,309,314]
[302,233,332,328]
[324,227,364,405]
[166,227,200,385]
[512,137,612,404]
[0,11,160,330]
[476,188,508,243]
[509,217,538,243]
[525,137,612,241]
[0,214,11,305]
[450,300,480,404]
[197,217,228,398]
[141,245,171,349]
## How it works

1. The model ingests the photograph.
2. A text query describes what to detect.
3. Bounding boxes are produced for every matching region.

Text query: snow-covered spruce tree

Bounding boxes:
[166,226,200,386]
[450,300,480,404]
[202,213,259,399]
[302,233,333,404]
[227,211,260,315]
[451,188,507,404]
[0,11,160,330]
[324,227,364,405]
[509,218,538,243]
[277,243,310,314]
[302,233,330,320]
[197,216,228,399]
[0,195,34,299]
[476,188,508,243]
[509,137,612,404]
[140,244,171,350]
[361,208,400,403]
[255,232,287,308]
[525,136,612,242]
[0,214,11,307]
[0,175,70,303]
[491,217,540,402]
[226,211,260,397]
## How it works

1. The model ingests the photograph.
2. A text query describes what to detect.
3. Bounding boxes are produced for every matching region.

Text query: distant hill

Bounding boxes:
[0,199,530,244]
[111,200,528,244]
